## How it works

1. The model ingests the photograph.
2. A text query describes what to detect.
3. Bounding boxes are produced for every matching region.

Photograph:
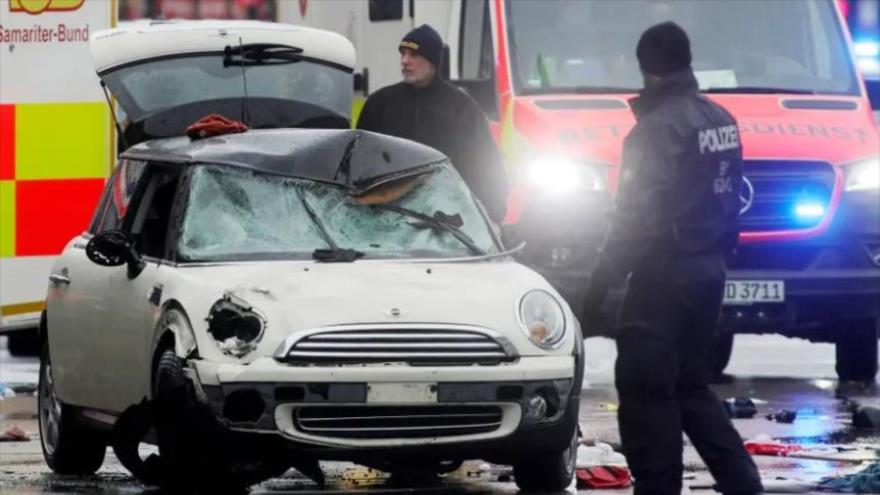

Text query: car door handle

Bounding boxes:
[49,274,71,285]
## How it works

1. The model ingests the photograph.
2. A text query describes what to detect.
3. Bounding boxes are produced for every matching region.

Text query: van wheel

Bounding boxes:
[835,319,879,382]
[8,329,40,357]
[513,427,577,492]
[712,332,735,379]
[39,343,106,474]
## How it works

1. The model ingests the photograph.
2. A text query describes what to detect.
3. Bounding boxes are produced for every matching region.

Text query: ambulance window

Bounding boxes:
[369,0,403,21]
[93,159,147,233]
[460,0,493,80]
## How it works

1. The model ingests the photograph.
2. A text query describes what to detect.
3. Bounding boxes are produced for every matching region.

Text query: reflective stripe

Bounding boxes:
[351,95,366,128]
[0,300,45,317]
[15,178,105,256]
[15,102,109,180]
[0,105,14,180]
[0,181,14,257]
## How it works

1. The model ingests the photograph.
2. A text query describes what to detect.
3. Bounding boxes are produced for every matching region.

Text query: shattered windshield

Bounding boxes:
[178,164,499,261]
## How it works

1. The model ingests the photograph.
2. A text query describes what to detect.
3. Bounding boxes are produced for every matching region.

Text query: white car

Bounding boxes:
[39,127,584,492]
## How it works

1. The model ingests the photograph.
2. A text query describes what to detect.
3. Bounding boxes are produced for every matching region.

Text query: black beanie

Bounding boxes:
[400,24,443,68]
[636,21,692,77]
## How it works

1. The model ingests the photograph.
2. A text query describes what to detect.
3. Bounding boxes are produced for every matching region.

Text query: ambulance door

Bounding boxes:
[359,0,415,93]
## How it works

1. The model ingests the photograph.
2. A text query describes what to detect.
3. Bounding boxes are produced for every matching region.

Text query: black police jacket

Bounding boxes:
[587,69,743,299]
[356,77,508,222]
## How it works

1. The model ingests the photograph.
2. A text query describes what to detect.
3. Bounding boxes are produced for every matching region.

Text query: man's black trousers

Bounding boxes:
[614,253,763,495]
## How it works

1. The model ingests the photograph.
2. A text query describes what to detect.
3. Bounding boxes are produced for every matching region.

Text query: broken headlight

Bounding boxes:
[206,294,266,358]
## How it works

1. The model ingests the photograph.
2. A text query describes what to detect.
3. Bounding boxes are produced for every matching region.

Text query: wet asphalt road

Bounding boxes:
[1,334,878,494]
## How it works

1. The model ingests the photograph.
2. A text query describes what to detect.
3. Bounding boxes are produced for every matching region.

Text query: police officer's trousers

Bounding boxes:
[614,253,762,495]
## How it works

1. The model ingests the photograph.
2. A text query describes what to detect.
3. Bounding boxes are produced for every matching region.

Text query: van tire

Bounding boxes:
[39,343,106,474]
[8,329,40,357]
[835,319,879,382]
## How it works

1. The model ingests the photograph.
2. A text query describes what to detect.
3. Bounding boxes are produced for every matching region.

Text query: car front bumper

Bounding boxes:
[188,355,580,463]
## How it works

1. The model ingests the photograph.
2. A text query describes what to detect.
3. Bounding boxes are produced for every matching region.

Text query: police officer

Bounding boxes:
[356,24,508,222]
[581,22,763,495]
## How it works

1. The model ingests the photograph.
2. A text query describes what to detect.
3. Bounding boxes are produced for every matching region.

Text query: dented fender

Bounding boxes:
[152,304,198,360]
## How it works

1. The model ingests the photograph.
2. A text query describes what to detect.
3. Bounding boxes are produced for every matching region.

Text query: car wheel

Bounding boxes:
[8,329,40,357]
[835,319,879,382]
[711,332,735,379]
[153,347,277,492]
[513,427,577,492]
[39,343,106,474]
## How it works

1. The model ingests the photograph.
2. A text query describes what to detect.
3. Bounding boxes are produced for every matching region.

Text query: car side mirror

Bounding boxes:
[85,230,146,279]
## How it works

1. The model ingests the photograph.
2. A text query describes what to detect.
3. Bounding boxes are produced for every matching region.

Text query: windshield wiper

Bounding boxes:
[702,86,815,95]
[223,43,304,67]
[371,204,486,256]
[295,189,365,262]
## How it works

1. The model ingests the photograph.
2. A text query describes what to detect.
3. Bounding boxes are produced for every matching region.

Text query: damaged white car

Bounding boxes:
[38,19,583,495]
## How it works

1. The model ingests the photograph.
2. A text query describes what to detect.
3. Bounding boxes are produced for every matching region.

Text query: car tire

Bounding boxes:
[835,319,879,382]
[38,343,107,474]
[153,346,278,492]
[8,329,40,357]
[153,347,202,491]
[711,332,735,378]
[513,427,577,492]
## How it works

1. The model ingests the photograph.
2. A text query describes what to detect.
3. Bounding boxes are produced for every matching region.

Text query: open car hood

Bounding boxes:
[122,128,449,192]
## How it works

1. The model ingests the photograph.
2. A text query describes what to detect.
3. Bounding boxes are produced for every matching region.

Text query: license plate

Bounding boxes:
[724,280,785,305]
[367,383,437,404]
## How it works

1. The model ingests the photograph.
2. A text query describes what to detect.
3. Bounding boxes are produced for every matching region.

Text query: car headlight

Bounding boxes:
[526,157,605,195]
[206,294,266,358]
[519,290,566,349]
[846,157,880,192]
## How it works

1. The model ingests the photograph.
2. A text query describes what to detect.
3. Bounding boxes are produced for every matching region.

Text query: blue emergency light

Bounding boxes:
[794,202,826,223]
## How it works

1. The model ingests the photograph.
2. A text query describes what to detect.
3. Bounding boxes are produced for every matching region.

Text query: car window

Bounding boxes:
[129,167,182,260]
[178,164,498,261]
[94,159,147,233]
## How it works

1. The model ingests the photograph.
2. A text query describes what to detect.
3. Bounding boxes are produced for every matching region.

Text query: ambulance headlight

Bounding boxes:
[526,158,605,195]
[519,290,566,349]
[845,157,880,192]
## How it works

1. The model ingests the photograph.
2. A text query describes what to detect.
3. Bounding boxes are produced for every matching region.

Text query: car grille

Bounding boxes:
[293,405,504,439]
[278,326,515,366]
[740,160,836,232]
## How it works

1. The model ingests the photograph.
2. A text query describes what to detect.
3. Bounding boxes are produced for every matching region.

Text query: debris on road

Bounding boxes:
[745,437,804,457]
[0,426,29,442]
[575,440,631,489]
[745,435,879,463]
[818,461,880,493]
[577,441,627,468]
[476,462,513,482]
[766,409,798,423]
[725,397,759,418]
[576,466,632,489]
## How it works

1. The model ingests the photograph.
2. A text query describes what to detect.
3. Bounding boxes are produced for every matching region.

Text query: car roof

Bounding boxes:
[120,129,449,192]
[91,20,356,74]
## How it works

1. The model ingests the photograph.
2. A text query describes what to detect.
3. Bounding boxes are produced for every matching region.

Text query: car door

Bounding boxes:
[48,159,148,410]
[100,164,184,409]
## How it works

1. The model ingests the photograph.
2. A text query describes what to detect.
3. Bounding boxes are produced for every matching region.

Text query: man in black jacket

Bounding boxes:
[582,22,763,495]
[356,24,508,223]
